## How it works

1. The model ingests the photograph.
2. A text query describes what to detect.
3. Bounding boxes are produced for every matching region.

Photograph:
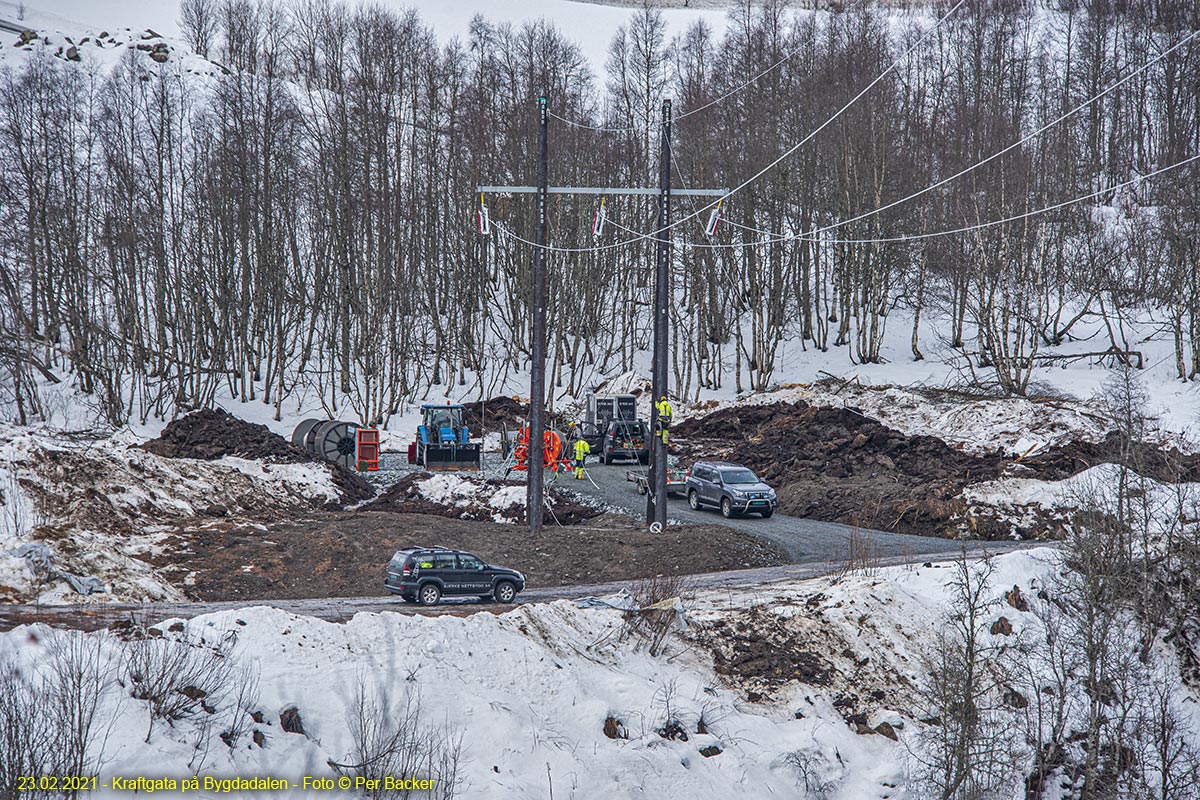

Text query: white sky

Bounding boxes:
[12,0,730,71]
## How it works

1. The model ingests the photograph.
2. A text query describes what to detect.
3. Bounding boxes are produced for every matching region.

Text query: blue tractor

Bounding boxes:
[408,404,482,471]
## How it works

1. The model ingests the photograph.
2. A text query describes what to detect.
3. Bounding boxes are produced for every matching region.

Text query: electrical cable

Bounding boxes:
[715,26,1200,243]
[493,152,1200,248]
[488,0,969,254]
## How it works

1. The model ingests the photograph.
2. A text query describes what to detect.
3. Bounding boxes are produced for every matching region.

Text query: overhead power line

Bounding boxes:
[720,26,1200,244]
[495,0,968,254]
[492,152,1200,249]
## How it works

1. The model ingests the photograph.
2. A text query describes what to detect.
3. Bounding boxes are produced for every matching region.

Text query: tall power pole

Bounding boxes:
[479,96,722,533]
[528,96,549,533]
[647,99,671,530]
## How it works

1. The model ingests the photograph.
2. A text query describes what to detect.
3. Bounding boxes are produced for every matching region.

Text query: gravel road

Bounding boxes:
[566,459,979,563]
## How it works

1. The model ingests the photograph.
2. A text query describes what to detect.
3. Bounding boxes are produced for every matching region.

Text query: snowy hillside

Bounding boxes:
[3,547,1199,798]
[20,0,732,70]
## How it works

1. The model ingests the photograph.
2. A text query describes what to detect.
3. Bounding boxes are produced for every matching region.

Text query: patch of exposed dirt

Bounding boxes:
[692,598,915,719]
[363,473,600,525]
[674,402,1006,537]
[151,512,788,601]
[142,408,374,506]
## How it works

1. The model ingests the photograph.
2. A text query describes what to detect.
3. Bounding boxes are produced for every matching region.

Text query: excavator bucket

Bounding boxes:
[419,441,482,471]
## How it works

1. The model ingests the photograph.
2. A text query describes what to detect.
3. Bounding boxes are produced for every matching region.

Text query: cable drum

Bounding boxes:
[291,418,322,451]
[313,421,360,470]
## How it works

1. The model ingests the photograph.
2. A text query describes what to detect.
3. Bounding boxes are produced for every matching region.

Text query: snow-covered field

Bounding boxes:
[0,548,1071,798]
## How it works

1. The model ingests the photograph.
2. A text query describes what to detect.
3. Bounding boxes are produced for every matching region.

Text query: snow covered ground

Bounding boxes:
[0,547,1075,799]
[964,462,1200,542]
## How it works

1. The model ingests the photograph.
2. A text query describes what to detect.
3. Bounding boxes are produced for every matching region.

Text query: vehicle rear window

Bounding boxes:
[432,553,457,570]
[721,468,759,484]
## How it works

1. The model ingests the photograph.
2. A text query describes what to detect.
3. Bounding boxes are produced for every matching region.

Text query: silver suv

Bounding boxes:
[685,461,778,519]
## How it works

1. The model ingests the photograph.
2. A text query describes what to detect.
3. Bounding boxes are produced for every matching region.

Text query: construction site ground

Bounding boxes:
[145,509,786,603]
[9,391,1194,620]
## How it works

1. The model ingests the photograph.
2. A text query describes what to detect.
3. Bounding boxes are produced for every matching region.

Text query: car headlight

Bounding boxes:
[733,490,746,497]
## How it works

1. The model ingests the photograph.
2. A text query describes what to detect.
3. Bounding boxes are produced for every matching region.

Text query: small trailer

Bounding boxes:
[626,467,688,497]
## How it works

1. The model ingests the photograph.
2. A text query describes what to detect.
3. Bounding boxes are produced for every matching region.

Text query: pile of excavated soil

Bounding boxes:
[142,409,374,506]
[460,397,572,435]
[674,402,1007,537]
[364,472,601,526]
[1020,432,1200,483]
[675,401,1200,539]
[461,397,530,435]
[151,511,788,600]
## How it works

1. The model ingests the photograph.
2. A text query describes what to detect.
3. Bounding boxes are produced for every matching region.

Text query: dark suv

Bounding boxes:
[385,547,525,606]
[600,420,649,464]
[685,461,778,519]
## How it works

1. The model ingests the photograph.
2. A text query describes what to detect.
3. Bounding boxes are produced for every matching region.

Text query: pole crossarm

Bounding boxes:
[478,185,727,197]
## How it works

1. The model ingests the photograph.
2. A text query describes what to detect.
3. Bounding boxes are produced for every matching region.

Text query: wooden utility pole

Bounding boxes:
[647,99,671,531]
[479,97,724,533]
[528,96,549,533]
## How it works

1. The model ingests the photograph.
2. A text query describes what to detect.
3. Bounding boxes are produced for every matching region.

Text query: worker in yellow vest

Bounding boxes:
[573,436,591,480]
[655,395,673,445]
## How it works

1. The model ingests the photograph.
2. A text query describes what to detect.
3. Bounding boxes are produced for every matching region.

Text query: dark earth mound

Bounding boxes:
[674,400,1200,540]
[460,396,573,435]
[150,511,788,600]
[142,408,374,506]
[674,402,1007,537]
[461,396,530,435]
[1021,431,1200,483]
[364,472,601,526]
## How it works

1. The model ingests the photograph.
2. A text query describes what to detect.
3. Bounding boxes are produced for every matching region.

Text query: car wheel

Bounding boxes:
[720,497,735,519]
[760,508,774,519]
[494,581,517,604]
[418,584,441,606]
[688,490,701,510]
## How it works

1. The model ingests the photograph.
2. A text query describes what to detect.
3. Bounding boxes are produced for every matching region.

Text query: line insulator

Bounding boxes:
[704,198,724,237]
[592,195,607,238]
[478,193,491,236]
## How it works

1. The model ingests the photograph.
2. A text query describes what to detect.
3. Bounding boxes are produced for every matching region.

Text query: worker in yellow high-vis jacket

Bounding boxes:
[573,436,591,480]
[654,395,673,445]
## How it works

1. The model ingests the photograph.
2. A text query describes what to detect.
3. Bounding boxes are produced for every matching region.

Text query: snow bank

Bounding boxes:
[692,381,1122,456]
[964,463,1200,542]
[0,547,1069,799]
